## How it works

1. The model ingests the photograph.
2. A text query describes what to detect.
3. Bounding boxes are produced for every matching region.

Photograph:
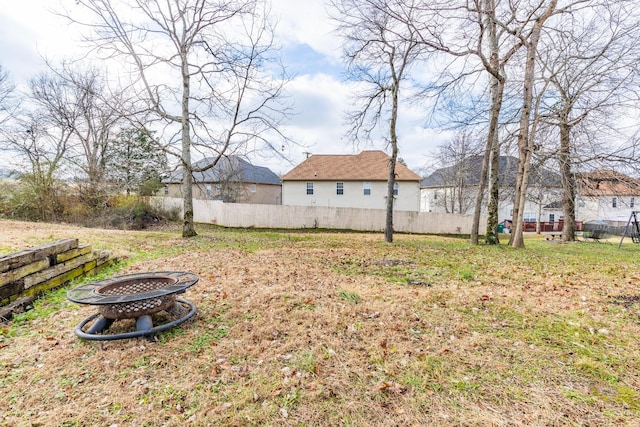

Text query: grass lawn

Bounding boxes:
[1,219,639,426]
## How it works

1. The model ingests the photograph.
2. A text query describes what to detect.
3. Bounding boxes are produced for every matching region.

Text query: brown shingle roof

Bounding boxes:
[577,170,640,196]
[282,150,421,181]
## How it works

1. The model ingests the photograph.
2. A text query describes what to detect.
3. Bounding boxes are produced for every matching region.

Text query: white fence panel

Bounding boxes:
[151,197,487,235]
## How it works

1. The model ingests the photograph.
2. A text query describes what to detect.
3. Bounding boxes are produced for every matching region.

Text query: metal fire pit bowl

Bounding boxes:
[67,271,199,341]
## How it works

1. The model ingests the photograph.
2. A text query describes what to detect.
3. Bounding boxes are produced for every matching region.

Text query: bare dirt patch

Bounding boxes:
[1,220,639,426]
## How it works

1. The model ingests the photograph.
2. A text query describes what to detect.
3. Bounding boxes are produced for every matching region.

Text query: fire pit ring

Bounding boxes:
[67,271,199,341]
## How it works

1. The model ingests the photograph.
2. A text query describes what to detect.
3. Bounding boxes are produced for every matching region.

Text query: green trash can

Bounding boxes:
[498,223,504,233]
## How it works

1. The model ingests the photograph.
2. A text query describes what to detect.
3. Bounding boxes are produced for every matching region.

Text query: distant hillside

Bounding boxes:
[0,168,16,179]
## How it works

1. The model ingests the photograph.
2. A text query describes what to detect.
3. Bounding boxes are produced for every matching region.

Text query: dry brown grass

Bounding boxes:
[1,219,639,426]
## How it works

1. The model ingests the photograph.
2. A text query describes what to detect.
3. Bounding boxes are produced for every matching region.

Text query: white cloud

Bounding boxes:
[0,2,86,79]
[256,73,353,174]
[270,0,341,60]
[286,74,348,128]
[257,71,448,175]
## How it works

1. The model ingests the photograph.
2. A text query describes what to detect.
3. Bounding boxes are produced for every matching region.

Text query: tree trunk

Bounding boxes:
[510,0,557,248]
[385,153,397,243]
[385,84,400,243]
[485,144,500,244]
[484,0,503,245]
[470,146,490,245]
[512,149,534,246]
[181,51,197,238]
[457,176,464,214]
[536,199,542,234]
[559,120,576,241]
[484,83,504,244]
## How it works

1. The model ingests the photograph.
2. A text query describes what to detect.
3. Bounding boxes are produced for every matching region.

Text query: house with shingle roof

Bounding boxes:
[162,156,282,204]
[573,170,640,224]
[281,150,422,211]
[421,155,562,225]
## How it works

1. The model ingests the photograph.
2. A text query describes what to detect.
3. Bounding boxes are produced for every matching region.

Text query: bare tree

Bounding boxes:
[1,103,72,221]
[0,65,17,126]
[213,157,251,203]
[386,1,615,247]
[466,0,525,244]
[370,0,525,244]
[429,131,483,214]
[329,0,425,243]
[505,0,561,248]
[65,0,290,237]
[535,2,640,241]
[29,64,122,206]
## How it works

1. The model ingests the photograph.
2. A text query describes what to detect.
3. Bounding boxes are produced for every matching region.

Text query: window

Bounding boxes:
[393,182,399,196]
[306,182,314,195]
[631,197,635,208]
[205,184,212,196]
[363,182,371,196]
[549,214,555,223]
[163,185,169,196]
[250,184,256,193]
[523,212,536,222]
[433,191,438,200]
[215,184,222,191]
[336,182,344,195]
[612,197,617,208]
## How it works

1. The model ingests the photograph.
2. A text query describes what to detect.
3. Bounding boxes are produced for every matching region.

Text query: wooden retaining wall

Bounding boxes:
[0,239,117,321]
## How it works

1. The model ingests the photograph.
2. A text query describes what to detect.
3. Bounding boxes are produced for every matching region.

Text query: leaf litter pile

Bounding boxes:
[1,219,639,426]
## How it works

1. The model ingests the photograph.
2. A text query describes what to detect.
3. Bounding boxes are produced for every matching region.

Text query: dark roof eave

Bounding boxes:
[164,180,282,185]
[283,178,420,182]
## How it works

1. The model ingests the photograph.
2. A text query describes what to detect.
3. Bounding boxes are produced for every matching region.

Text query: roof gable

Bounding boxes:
[282,150,421,181]
[421,155,561,188]
[577,170,640,196]
[163,156,280,185]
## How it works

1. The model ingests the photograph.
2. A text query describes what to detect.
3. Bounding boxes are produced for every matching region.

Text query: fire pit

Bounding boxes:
[67,271,199,341]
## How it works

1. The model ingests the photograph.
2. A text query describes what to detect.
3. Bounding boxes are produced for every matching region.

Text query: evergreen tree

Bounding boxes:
[105,129,167,195]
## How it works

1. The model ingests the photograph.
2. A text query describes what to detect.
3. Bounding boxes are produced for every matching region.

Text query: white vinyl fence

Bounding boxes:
[152,197,487,235]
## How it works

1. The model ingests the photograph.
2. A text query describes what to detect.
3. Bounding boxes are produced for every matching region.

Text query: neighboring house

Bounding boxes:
[571,170,640,225]
[421,155,562,225]
[162,156,282,204]
[281,150,422,211]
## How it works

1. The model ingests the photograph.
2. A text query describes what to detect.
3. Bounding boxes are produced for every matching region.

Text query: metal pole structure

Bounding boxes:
[618,211,639,249]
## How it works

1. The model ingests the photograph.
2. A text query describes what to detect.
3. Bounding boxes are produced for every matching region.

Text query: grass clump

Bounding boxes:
[338,290,362,304]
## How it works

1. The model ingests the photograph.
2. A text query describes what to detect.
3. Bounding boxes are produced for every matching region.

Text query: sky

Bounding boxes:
[0,0,450,176]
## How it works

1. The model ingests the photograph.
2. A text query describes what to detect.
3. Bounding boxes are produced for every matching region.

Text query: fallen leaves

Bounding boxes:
[2,222,640,426]
[379,381,407,394]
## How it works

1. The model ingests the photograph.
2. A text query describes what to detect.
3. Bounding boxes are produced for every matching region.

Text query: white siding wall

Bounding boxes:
[420,187,477,214]
[578,195,640,223]
[421,187,556,224]
[165,182,281,204]
[421,192,640,225]
[283,181,420,212]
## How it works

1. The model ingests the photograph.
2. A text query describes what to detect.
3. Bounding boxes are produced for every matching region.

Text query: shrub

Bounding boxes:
[60,195,93,224]
[94,196,173,230]
[0,182,16,218]
[2,180,179,230]
[139,178,164,197]
[2,183,63,222]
